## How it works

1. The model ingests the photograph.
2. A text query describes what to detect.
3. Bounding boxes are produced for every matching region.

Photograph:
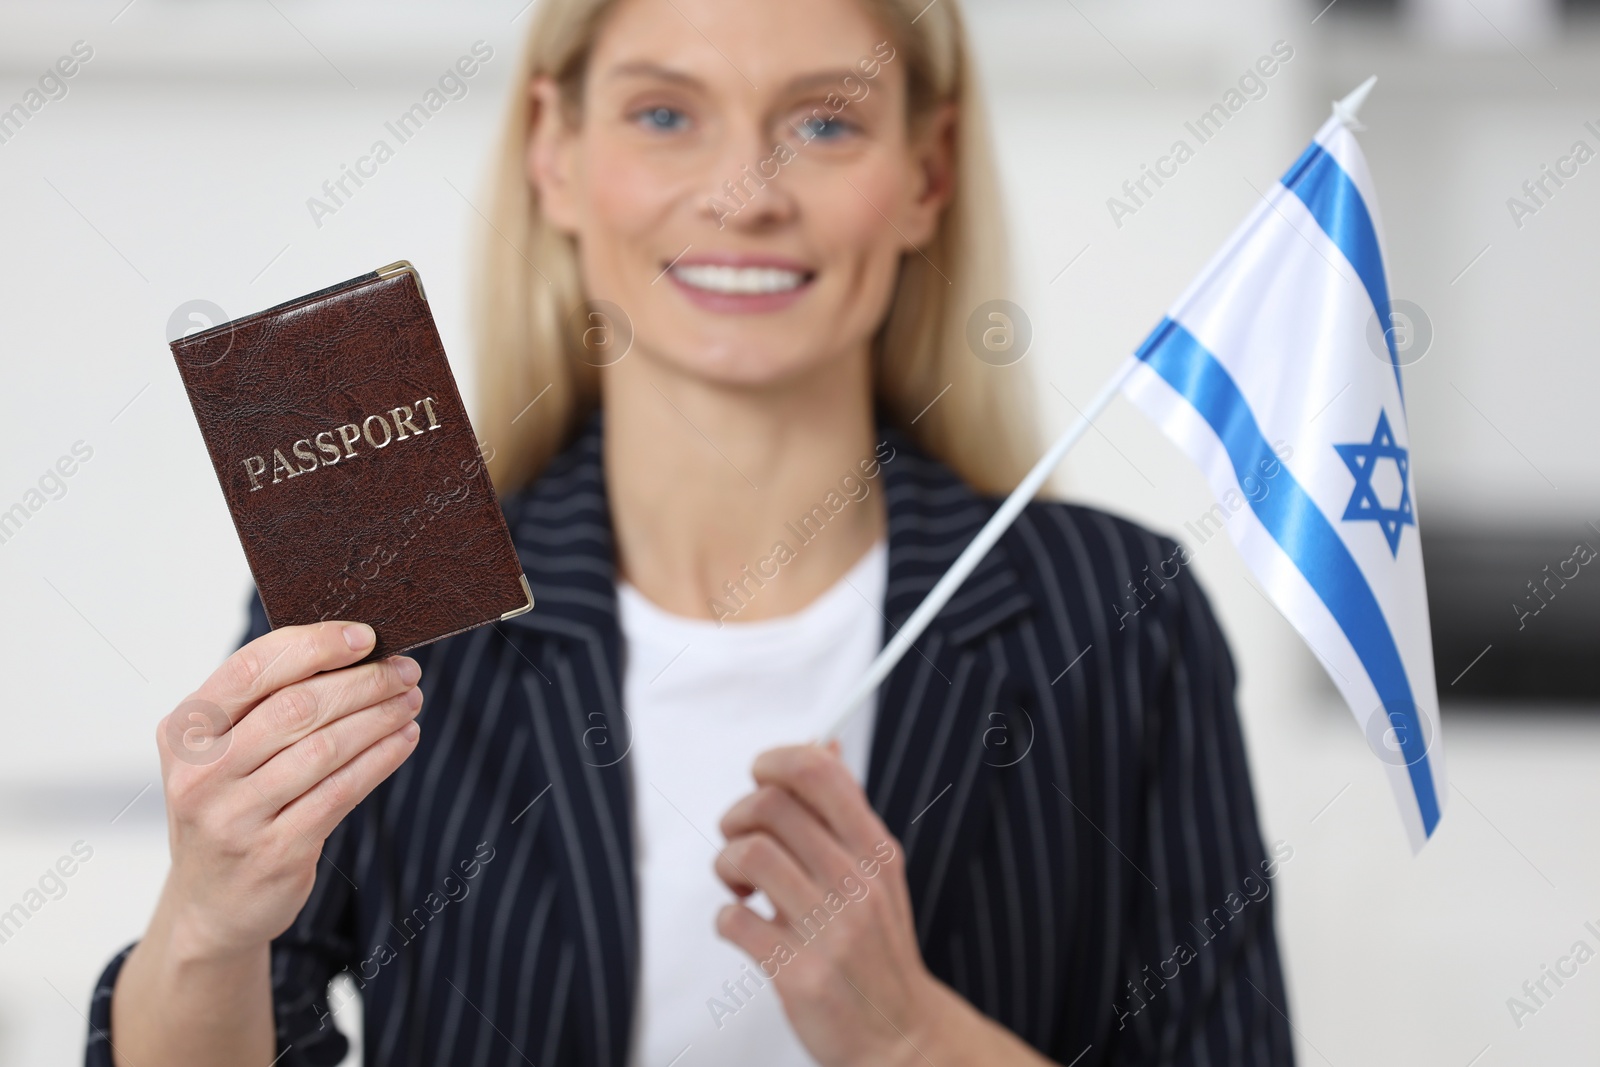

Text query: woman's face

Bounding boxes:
[528,0,953,389]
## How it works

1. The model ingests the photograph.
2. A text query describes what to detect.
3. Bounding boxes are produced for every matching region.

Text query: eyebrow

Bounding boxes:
[605,61,701,88]
[603,61,870,97]
[782,69,871,94]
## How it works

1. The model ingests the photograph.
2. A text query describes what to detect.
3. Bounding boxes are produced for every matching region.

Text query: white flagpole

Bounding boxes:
[820,75,1381,744]
[821,357,1140,742]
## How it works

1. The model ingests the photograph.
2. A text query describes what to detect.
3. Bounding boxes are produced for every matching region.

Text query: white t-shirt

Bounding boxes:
[620,540,887,1067]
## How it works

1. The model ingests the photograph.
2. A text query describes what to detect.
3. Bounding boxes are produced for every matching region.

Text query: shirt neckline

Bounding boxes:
[617,538,887,650]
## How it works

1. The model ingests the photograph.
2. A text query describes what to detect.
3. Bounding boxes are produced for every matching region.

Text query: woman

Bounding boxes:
[91,0,1293,1063]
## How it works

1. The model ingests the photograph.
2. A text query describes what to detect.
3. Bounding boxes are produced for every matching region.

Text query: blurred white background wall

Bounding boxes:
[0,0,1596,1063]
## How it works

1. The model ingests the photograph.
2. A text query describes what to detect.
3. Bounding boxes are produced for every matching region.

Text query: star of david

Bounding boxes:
[1333,410,1415,557]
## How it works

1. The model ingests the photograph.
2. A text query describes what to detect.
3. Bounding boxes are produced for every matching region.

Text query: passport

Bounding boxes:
[170,261,533,660]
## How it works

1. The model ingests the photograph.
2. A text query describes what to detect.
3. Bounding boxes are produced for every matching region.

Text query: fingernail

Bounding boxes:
[404,687,423,709]
[395,657,421,685]
[343,623,375,650]
[402,721,420,741]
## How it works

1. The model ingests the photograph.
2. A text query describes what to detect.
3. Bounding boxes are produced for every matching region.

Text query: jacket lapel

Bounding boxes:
[499,418,637,1067]
[868,428,1036,945]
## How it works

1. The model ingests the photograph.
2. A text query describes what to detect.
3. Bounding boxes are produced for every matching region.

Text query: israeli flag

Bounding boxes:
[1120,78,1446,851]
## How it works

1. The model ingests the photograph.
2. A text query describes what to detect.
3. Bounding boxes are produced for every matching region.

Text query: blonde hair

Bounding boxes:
[474,0,1035,495]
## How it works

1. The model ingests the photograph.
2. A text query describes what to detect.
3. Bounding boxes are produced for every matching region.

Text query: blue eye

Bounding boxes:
[798,116,852,141]
[637,106,687,132]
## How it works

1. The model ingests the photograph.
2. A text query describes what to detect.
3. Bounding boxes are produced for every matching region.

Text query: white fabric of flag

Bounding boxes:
[1120,103,1446,851]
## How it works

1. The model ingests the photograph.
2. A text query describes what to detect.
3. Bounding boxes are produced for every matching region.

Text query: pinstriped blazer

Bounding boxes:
[87,413,1294,1066]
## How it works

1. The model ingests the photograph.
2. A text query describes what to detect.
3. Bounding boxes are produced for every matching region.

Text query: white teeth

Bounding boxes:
[671,264,807,294]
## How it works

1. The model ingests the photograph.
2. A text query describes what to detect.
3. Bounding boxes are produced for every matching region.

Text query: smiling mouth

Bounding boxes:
[668,263,814,295]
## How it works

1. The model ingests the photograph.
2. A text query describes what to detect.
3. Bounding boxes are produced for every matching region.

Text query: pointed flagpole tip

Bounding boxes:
[1332,75,1378,130]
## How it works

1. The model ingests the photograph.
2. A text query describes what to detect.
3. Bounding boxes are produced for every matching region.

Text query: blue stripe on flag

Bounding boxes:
[1136,317,1440,837]
[1280,142,1404,404]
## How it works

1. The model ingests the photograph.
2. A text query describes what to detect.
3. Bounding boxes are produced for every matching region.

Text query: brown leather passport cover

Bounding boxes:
[170,262,532,661]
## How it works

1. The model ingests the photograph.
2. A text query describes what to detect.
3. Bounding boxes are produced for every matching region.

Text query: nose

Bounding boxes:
[697,120,798,232]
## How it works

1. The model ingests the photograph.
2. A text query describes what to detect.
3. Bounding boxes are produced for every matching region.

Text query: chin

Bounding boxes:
[646,336,841,391]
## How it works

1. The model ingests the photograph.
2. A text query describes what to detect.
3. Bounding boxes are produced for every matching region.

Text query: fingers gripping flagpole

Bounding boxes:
[822,75,1382,746]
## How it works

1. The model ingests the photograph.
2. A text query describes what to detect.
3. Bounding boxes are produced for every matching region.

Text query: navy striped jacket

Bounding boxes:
[88,414,1293,1066]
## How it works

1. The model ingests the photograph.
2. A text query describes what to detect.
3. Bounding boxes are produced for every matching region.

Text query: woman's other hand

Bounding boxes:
[111,620,424,1066]
[715,744,1051,1067]
[155,620,423,958]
